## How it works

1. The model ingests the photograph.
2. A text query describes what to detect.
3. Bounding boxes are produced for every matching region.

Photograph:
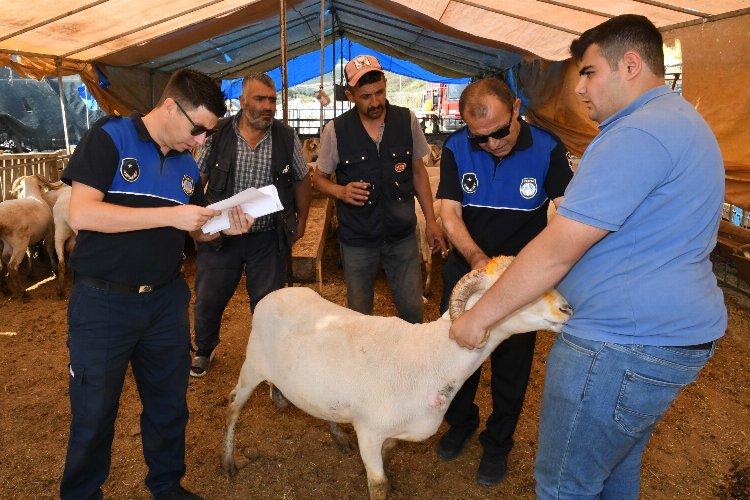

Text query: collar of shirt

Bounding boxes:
[130,111,182,157]
[598,85,672,131]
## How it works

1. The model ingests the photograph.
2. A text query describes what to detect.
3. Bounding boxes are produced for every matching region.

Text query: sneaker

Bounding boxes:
[151,484,204,500]
[435,426,477,461]
[190,349,215,378]
[476,453,508,487]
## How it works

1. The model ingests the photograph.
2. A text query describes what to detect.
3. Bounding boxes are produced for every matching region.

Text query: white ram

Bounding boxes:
[415,160,443,298]
[0,175,55,301]
[221,256,572,499]
[40,180,76,298]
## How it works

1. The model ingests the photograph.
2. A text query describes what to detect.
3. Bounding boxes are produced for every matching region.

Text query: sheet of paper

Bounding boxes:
[201,185,284,234]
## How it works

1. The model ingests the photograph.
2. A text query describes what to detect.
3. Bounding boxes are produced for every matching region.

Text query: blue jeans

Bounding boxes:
[535,331,715,499]
[193,231,286,353]
[61,277,192,499]
[339,232,423,324]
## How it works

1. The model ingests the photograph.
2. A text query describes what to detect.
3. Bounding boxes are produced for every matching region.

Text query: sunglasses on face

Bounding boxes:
[174,100,217,137]
[467,119,513,144]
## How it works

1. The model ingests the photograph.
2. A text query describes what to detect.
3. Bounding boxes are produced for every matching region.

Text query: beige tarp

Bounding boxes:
[665,15,750,209]
[1,1,749,206]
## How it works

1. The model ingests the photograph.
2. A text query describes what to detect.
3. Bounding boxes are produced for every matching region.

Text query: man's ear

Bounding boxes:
[512,98,522,118]
[345,88,354,103]
[621,51,642,80]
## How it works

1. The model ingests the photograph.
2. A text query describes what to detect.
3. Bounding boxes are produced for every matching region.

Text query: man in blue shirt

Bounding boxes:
[450,15,726,498]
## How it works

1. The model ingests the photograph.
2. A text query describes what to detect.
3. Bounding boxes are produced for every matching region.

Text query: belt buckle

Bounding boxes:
[138,285,153,293]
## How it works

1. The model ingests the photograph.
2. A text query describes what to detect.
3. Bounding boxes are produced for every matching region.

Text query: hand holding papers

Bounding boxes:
[201,185,284,234]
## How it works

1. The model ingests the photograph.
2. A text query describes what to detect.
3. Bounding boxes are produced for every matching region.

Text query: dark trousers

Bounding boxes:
[193,231,286,353]
[61,277,192,499]
[440,254,536,459]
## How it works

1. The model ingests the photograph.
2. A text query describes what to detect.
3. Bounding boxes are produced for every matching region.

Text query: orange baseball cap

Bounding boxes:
[345,55,384,86]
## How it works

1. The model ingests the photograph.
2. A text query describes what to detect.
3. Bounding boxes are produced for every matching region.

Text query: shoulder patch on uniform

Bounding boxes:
[462,172,478,194]
[120,157,140,182]
[182,175,195,196]
[519,177,538,199]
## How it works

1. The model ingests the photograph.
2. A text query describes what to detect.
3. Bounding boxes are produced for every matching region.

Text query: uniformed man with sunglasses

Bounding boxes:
[434,77,573,487]
[60,69,249,500]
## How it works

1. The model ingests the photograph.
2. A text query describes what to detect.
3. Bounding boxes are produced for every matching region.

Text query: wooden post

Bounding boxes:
[279,0,288,125]
[56,60,71,154]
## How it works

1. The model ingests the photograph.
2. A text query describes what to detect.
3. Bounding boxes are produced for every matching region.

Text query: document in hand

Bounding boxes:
[201,185,284,234]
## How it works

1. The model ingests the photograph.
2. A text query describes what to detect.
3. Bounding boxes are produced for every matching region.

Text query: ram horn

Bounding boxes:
[448,268,489,321]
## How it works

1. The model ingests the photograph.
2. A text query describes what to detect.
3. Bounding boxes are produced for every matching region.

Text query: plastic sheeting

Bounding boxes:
[221,37,469,97]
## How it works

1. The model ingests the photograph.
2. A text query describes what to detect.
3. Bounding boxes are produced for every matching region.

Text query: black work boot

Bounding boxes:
[151,484,204,500]
[435,426,477,461]
[476,453,508,486]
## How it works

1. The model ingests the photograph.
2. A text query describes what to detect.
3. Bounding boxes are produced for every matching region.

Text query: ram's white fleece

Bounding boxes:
[0,176,55,300]
[222,256,571,499]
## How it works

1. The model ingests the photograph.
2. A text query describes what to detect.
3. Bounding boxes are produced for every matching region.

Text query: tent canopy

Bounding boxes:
[2,0,749,207]
[3,1,748,80]
[223,37,470,97]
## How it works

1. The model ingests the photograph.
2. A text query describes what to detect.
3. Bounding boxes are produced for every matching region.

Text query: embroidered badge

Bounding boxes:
[353,55,372,70]
[461,172,478,194]
[519,177,538,199]
[394,162,406,173]
[120,157,140,182]
[282,164,290,174]
[565,151,575,171]
[182,175,195,196]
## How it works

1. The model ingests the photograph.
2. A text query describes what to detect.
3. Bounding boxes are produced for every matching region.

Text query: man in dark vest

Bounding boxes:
[190,72,311,377]
[314,54,446,323]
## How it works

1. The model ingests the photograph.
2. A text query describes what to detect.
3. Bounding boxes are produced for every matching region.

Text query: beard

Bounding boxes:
[246,110,273,130]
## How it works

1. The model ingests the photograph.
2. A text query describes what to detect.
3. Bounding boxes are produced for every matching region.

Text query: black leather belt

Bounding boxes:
[677,341,713,350]
[74,274,176,294]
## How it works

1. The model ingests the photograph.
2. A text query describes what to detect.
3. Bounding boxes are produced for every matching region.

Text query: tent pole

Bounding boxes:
[319,0,325,135]
[332,17,336,119]
[279,0,288,125]
[56,59,71,154]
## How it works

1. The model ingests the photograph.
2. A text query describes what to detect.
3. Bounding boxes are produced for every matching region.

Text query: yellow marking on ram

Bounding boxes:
[544,291,566,319]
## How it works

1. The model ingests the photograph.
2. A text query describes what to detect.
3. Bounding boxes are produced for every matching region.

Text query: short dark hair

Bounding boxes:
[242,72,276,90]
[459,77,515,119]
[570,14,665,77]
[347,70,385,92]
[159,69,227,118]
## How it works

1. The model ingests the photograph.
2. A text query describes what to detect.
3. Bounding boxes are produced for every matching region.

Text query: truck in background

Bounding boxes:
[417,82,468,134]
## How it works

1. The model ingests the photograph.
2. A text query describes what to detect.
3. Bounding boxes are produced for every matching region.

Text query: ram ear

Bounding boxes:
[448,269,487,320]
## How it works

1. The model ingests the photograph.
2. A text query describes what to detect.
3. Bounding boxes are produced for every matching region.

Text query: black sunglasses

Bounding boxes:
[174,100,217,137]
[467,119,513,144]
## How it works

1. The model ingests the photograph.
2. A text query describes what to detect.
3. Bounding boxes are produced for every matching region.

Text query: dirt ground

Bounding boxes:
[1,239,748,499]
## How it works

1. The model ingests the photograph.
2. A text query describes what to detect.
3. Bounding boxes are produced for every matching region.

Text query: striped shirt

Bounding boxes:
[198,112,308,232]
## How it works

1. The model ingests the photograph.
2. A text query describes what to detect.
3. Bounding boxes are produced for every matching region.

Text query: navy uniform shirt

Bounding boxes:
[437,119,573,261]
[63,112,205,286]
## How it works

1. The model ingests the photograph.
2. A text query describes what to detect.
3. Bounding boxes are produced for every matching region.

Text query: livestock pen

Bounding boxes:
[0,151,68,202]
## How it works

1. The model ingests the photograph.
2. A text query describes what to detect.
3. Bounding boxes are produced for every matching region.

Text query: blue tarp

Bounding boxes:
[77,84,100,111]
[222,38,469,99]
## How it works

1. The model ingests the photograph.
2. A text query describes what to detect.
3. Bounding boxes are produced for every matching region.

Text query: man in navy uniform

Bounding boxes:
[436,77,572,486]
[60,69,251,500]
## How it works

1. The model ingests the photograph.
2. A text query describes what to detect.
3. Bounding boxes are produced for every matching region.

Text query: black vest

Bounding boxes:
[333,102,416,246]
[204,115,297,250]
